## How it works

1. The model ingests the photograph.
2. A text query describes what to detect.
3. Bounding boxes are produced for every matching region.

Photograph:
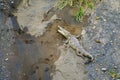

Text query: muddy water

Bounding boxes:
[0,1,59,80]
[0,0,58,80]
[0,14,58,80]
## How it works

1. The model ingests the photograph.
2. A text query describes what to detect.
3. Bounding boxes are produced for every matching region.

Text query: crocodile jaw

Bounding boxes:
[58,26,70,39]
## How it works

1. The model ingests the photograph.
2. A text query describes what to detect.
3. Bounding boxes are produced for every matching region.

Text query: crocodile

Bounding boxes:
[58,25,93,62]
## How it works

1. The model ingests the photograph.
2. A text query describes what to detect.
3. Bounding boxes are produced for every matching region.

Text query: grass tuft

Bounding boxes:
[57,0,95,22]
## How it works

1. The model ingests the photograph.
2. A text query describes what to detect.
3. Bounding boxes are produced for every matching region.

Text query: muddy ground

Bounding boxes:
[0,0,120,80]
[14,0,91,79]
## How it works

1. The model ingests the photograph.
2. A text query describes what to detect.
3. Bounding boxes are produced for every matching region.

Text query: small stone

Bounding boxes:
[103,19,106,21]
[96,17,101,20]
[5,58,8,61]
[114,66,117,69]
[81,29,86,35]
[92,26,96,29]
[101,68,107,72]
[95,68,98,71]
[101,16,106,21]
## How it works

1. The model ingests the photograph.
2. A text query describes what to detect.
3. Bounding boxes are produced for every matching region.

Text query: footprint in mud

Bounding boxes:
[28,54,57,80]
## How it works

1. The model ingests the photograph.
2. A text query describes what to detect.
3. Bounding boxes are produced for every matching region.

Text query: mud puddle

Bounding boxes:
[3,16,58,80]
[0,17,57,80]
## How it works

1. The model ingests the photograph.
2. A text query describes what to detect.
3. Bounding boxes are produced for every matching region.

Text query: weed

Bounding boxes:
[76,7,85,22]
[88,2,94,9]
[109,70,120,79]
[57,0,95,22]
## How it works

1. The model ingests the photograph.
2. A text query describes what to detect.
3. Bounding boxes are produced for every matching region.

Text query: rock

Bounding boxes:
[5,58,8,61]
[101,68,107,72]
[114,66,117,69]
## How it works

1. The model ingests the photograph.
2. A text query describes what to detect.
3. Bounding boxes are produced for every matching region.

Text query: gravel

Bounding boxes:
[82,0,120,79]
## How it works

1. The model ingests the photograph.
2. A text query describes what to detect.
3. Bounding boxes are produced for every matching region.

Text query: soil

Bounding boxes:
[1,0,119,80]
[37,7,90,80]
[39,7,90,62]
[0,0,90,80]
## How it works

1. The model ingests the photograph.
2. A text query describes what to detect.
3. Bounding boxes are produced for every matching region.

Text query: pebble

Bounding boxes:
[103,19,106,22]
[95,68,98,71]
[5,58,8,61]
[96,17,101,20]
[92,25,96,29]
[101,16,107,22]
[114,66,117,69]
[81,29,86,35]
[101,68,107,72]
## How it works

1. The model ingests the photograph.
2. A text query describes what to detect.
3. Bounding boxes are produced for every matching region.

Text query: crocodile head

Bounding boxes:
[58,25,71,39]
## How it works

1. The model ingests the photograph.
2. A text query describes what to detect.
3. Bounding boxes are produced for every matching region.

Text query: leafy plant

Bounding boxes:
[57,0,95,22]
[88,2,94,9]
[76,7,85,22]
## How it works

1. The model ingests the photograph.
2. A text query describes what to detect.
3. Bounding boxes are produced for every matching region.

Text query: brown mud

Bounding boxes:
[39,7,90,60]
[4,6,90,80]
[0,0,90,80]
[37,7,90,80]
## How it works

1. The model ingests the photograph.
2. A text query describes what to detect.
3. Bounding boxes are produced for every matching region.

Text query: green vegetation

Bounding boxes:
[109,70,120,79]
[76,7,84,21]
[57,0,95,22]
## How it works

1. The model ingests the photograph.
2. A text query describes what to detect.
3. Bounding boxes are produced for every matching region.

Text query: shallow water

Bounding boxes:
[0,14,55,80]
[0,0,58,80]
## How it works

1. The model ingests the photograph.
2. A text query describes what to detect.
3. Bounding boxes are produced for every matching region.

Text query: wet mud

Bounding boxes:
[0,0,90,80]
[0,6,54,80]
[39,7,90,54]
[0,0,60,80]
[37,7,90,80]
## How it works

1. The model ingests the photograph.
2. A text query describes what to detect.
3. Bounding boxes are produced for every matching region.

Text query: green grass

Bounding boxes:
[57,0,95,22]
[76,7,84,22]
